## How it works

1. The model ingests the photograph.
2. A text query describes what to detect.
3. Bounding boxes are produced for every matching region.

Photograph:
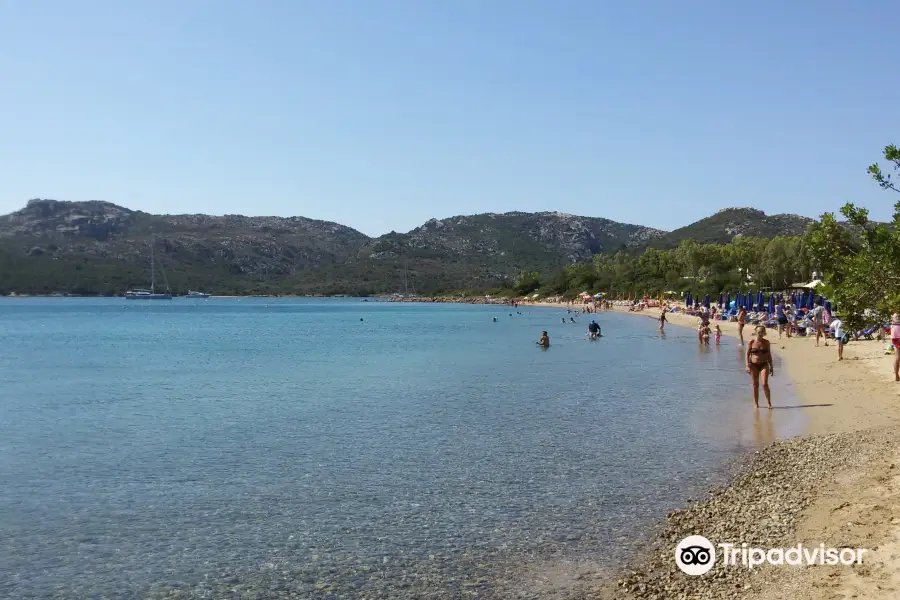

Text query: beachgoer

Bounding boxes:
[658,308,667,332]
[737,306,747,346]
[832,317,846,361]
[700,324,711,345]
[493,317,498,322]
[570,317,576,323]
[746,325,774,409]
[776,301,788,339]
[892,314,900,381]
[561,317,566,324]
[698,311,710,342]
[587,320,601,339]
[810,300,827,347]
[784,304,795,338]
[714,324,722,344]
[537,331,550,348]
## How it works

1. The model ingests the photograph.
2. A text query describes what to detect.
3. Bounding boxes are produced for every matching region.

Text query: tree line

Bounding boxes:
[508,144,900,331]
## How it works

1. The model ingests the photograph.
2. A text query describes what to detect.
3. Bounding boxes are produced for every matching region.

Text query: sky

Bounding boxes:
[1,1,898,237]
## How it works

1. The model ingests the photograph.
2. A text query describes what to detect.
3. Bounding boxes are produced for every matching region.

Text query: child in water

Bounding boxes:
[700,325,711,345]
[714,324,722,344]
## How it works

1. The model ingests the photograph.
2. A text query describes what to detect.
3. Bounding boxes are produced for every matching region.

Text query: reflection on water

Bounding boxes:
[752,408,777,446]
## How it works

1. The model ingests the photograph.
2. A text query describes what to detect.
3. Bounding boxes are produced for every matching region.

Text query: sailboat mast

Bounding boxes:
[150,241,155,294]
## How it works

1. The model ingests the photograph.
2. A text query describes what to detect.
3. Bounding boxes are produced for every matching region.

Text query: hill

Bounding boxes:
[0,200,814,296]
[648,208,815,249]
[0,199,370,295]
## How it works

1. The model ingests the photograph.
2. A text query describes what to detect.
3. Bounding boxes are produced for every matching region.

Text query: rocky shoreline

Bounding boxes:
[590,427,888,600]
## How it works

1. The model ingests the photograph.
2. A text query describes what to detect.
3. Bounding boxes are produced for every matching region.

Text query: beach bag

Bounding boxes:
[840,333,851,345]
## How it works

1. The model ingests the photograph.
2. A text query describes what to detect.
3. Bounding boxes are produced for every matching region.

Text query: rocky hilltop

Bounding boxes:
[0,199,370,278]
[0,199,815,296]
[650,207,815,249]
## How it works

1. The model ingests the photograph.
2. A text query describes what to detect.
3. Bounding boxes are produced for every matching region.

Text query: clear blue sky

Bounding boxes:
[1,1,897,237]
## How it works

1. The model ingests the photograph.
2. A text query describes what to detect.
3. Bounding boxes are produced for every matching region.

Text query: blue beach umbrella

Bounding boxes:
[704,294,710,309]
[806,292,815,310]
[756,291,764,311]
[685,293,692,307]
[825,300,832,313]
[768,294,775,314]
[718,293,724,307]
[725,292,731,309]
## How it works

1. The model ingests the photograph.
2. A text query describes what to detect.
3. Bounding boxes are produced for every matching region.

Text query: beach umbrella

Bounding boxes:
[768,294,775,313]
[725,292,731,309]
[806,292,815,310]
[825,300,832,313]
[685,293,691,307]
[756,291,764,311]
[704,294,710,309]
[718,293,724,307]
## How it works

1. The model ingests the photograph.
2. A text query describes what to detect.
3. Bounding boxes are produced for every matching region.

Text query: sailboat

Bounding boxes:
[125,238,172,300]
[391,260,416,299]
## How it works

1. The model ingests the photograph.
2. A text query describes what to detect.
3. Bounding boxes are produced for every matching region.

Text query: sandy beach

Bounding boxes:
[531,301,900,599]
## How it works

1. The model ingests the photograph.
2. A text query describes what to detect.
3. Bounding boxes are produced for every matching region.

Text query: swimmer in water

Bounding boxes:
[569,317,576,323]
[562,318,566,324]
[537,331,550,347]
[493,317,498,322]
[587,320,601,339]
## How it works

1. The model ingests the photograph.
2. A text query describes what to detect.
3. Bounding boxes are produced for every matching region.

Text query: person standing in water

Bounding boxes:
[746,325,774,409]
[714,324,722,345]
[737,306,748,346]
[658,307,667,332]
[537,331,550,347]
[587,320,601,339]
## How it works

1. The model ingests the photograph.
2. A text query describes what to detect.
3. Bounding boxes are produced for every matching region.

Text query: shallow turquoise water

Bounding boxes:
[0,298,800,599]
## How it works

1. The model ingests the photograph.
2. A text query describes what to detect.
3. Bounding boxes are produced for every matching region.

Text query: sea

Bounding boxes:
[0,298,802,599]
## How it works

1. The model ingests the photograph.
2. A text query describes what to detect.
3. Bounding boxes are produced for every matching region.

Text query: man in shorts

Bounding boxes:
[776,300,789,338]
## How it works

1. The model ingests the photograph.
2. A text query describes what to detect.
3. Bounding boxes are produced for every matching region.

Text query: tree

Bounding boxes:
[513,271,541,295]
[867,144,900,193]
[807,144,900,329]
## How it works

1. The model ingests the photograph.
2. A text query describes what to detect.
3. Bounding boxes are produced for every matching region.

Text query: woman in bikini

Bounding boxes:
[737,306,748,346]
[746,325,774,409]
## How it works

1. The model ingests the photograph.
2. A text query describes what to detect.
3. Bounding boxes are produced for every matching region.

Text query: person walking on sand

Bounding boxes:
[891,314,900,381]
[832,316,846,361]
[746,325,774,409]
[737,306,747,346]
[776,300,789,339]
[809,299,827,347]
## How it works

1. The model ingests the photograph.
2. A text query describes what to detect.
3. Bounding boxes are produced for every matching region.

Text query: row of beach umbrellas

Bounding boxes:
[682,291,831,313]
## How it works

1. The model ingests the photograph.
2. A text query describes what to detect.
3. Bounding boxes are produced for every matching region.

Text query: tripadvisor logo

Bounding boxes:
[675,535,716,575]
[674,536,867,575]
